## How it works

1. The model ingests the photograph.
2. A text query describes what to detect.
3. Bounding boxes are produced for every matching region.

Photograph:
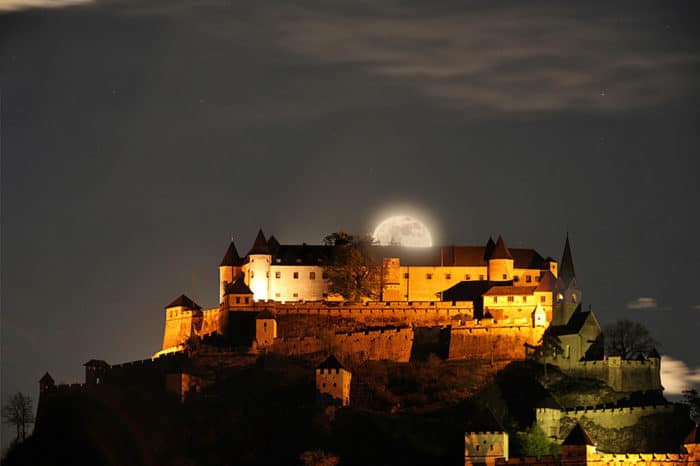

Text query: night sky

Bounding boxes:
[1,0,699,443]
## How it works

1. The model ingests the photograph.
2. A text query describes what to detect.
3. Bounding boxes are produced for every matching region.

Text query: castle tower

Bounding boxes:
[84,359,110,388]
[162,294,203,350]
[245,229,272,301]
[560,423,596,465]
[315,355,351,407]
[487,235,514,282]
[464,410,509,466]
[219,240,244,304]
[553,235,582,326]
[39,372,55,393]
[223,278,254,309]
[255,309,277,347]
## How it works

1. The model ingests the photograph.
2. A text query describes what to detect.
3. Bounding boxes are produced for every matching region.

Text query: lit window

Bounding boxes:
[275,292,281,298]
[571,293,577,303]
[275,271,281,279]
[557,293,564,301]
[293,272,299,279]
[426,273,433,279]
[445,273,451,280]
[526,275,532,283]
[309,272,316,280]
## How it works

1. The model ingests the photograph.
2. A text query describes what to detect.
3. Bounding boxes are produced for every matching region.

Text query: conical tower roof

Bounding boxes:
[484,236,496,260]
[559,234,576,286]
[267,235,281,252]
[220,240,243,266]
[166,294,202,310]
[490,235,513,260]
[248,229,271,255]
[563,423,595,446]
[39,372,54,385]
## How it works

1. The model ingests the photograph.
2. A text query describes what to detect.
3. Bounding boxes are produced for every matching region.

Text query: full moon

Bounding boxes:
[373,215,433,247]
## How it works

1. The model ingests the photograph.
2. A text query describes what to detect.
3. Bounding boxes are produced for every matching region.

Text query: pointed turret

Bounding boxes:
[490,235,513,260]
[267,235,280,253]
[248,229,271,255]
[559,234,576,286]
[562,422,595,446]
[39,372,55,392]
[166,294,201,310]
[220,240,243,267]
[484,236,496,260]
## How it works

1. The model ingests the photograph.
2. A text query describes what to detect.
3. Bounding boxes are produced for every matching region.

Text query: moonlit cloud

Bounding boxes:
[661,355,700,395]
[0,0,93,12]
[276,3,699,112]
[626,297,659,310]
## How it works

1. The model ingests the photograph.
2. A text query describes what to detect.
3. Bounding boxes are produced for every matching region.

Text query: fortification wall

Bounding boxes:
[494,452,697,466]
[448,323,544,361]
[536,404,690,453]
[272,327,414,362]
[564,358,661,392]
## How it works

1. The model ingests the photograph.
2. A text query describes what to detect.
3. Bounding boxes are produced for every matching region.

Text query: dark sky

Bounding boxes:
[1,0,699,440]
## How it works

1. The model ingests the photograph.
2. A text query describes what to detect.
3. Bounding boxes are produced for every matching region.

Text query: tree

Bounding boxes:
[518,423,559,457]
[323,232,383,302]
[682,388,700,423]
[2,392,34,442]
[603,319,657,359]
[538,331,563,378]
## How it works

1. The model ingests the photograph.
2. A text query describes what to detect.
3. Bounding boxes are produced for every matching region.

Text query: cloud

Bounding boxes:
[626,297,659,310]
[0,0,93,12]
[693,304,700,310]
[661,355,700,395]
[276,3,699,112]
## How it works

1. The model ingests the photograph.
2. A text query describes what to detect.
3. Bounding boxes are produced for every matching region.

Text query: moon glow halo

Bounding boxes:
[372,215,433,247]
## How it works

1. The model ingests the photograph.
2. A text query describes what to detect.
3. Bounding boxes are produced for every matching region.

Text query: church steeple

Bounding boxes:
[559,234,576,286]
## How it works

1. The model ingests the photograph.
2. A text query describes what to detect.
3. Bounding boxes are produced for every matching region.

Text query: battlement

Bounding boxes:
[537,403,673,417]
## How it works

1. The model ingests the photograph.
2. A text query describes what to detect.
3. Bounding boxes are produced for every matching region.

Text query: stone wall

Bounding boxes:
[563,357,661,392]
[449,324,544,360]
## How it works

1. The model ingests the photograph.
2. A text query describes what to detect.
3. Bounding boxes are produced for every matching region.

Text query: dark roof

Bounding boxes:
[465,409,505,432]
[684,425,699,444]
[225,278,253,295]
[166,294,202,310]
[248,229,271,255]
[83,359,109,368]
[441,281,493,301]
[562,423,595,446]
[220,241,243,266]
[490,235,513,260]
[535,271,557,292]
[267,235,281,253]
[559,234,576,286]
[547,307,590,336]
[536,395,563,410]
[484,237,496,260]
[318,355,344,370]
[39,372,54,384]
[483,285,537,296]
[369,244,547,268]
[272,244,332,265]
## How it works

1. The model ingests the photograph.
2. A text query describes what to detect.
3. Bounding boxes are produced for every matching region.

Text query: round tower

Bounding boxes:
[244,229,272,301]
[487,235,514,282]
[219,240,244,304]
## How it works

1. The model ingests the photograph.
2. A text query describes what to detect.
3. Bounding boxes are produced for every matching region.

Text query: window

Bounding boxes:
[293,292,298,298]
[571,293,577,303]
[236,297,241,304]
[293,272,299,279]
[476,445,480,452]
[507,296,514,302]
[275,258,281,264]
[493,297,498,303]
[445,273,451,280]
[250,271,254,278]
[266,272,269,278]
[322,293,328,298]
[479,274,484,280]
[275,292,281,298]
[245,297,249,304]
[557,292,564,301]
[333,382,337,388]
[403,273,409,279]
[275,271,281,279]
[309,272,316,280]
[502,274,507,280]
[263,322,267,328]
[465,274,471,280]
[523,296,527,302]
[526,275,532,283]
[535,275,540,282]
[426,273,433,279]
[540,295,546,303]
[513,275,519,282]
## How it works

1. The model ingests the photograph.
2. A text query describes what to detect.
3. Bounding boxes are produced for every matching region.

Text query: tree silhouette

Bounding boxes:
[323,232,383,302]
[2,392,33,442]
[603,319,657,359]
[538,331,563,378]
